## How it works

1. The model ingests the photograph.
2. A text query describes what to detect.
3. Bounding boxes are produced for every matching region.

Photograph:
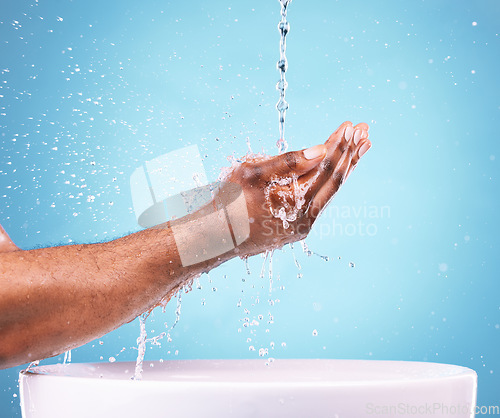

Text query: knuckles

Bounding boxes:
[238,162,264,184]
[332,171,345,187]
[282,152,298,171]
[320,158,334,174]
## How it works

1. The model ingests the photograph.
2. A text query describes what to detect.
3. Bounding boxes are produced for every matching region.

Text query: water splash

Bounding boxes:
[246,136,253,154]
[133,284,190,380]
[276,0,292,154]
[25,360,40,372]
[290,243,302,270]
[268,249,275,294]
[133,312,148,381]
[290,243,303,278]
[244,257,251,275]
[260,250,270,279]
[148,332,167,346]
[171,290,183,330]
[194,276,203,290]
[300,240,330,262]
[62,349,72,365]
[264,171,318,229]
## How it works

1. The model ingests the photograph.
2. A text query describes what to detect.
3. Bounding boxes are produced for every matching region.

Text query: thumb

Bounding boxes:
[269,144,327,177]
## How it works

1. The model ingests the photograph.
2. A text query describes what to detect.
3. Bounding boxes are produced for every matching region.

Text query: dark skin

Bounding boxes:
[0,121,371,369]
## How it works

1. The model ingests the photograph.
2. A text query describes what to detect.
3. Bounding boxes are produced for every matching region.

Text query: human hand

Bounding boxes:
[223,121,371,258]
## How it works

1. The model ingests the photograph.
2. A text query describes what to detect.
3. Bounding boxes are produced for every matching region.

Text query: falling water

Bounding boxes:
[260,250,270,279]
[268,249,275,294]
[290,243,303,278]
[171,289,183,330]
[244,257,252,275]
[300,239,330,262]
[276,0,292,154]
[63,349,72,365]
[133,313,148,380]
[25,360,40,372]
[133,286,188,380]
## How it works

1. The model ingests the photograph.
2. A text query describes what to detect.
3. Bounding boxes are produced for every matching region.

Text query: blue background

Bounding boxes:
[1,0,499,416]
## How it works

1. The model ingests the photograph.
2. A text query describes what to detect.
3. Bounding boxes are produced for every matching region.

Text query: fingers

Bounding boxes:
[326,120,357,141]
[308,124,371,221]
[346,130,371,179]
[258,144,327,179]
[232,121,369,208]
[232,143,327,188]
[321,122,369,181]
[323,121,353,167]
[299,121,354,188]
[308,143,354,220]
[328,121,368,156]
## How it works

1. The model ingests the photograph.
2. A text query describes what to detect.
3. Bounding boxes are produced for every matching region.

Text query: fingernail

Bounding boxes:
[358,142,371,158]
[344,126,354,141]
[304,144,326,160]
[353,129,362,145]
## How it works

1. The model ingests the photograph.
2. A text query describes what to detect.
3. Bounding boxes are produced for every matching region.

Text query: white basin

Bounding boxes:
[20,359,477,418]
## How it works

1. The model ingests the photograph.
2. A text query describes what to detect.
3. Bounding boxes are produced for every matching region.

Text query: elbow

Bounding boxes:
[0,332,37,370]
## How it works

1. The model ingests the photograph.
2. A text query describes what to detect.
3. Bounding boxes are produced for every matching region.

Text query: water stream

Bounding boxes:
[132,0,297,372]
[276,0,292,154]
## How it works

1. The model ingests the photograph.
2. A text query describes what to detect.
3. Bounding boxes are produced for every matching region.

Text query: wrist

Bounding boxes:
[166,184,249,270]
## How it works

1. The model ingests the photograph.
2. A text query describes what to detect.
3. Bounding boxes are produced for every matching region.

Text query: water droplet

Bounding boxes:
[277,59,288,72]
[259,348,268,357]
[244,257,251,275]
[276,79,288,91]
[278,21,290,35]
[276,98,289,112]
[276,137,288,154]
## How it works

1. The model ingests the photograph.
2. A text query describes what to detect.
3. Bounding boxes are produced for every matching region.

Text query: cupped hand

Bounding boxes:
[224,121,372,258]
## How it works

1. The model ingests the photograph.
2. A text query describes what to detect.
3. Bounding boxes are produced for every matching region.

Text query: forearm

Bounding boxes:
[0,121,371,369]
[0,221,234,369]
